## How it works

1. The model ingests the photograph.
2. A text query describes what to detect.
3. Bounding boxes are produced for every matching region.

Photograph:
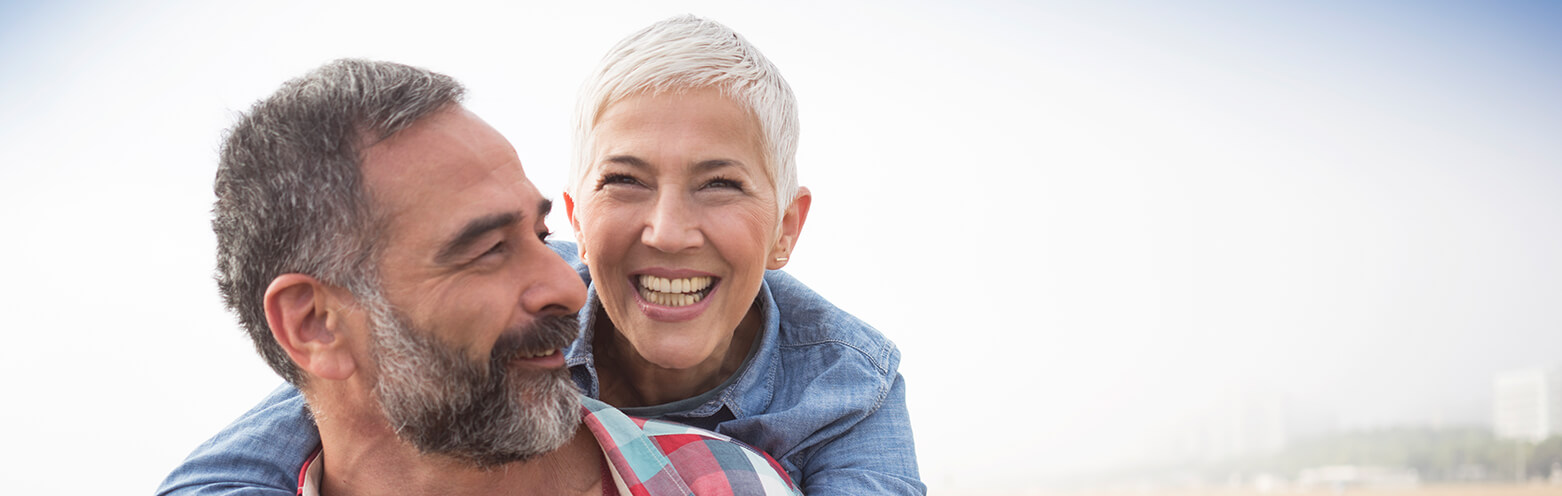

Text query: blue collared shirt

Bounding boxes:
[156,241,923,495]
[555,242,925,495]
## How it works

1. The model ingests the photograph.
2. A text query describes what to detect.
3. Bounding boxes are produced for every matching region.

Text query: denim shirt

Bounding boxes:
[157,241,924,495]
[555,242,924,495]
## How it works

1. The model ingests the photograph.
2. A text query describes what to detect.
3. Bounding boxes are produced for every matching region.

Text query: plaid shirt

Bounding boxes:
[297,396,800,496]
[582,397,801,495]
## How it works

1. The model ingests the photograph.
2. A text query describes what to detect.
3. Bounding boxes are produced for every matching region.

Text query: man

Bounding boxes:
[165,58,799,495]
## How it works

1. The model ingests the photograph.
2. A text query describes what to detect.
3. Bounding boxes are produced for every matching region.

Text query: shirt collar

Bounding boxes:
[296,449,323,496]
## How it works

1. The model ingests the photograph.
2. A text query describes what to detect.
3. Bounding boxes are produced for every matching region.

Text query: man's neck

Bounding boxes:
[314,410,604,496]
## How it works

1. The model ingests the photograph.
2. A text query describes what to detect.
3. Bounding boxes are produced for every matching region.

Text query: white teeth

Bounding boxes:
[637,275,713,308]
[638,276,711,293]
[518,349,557,359]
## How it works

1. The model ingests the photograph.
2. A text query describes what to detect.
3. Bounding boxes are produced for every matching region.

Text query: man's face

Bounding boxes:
[354,105,588,465]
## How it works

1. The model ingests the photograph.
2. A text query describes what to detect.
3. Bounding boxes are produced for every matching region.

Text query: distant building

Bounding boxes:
[1165,391,1331,462]
[1493,367,1562,442]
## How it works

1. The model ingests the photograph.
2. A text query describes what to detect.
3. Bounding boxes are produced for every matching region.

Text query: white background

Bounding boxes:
[1,1,1559,493]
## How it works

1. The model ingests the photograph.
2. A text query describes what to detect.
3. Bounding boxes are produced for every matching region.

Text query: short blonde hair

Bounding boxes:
[568,15,800,220]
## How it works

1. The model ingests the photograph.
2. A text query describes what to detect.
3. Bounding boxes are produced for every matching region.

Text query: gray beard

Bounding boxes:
[361,291,582,468]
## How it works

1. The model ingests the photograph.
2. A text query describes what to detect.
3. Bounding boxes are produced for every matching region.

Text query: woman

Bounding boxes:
[159,16,922,495]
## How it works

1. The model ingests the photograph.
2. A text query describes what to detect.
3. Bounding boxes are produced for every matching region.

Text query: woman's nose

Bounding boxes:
[641,192,703,253]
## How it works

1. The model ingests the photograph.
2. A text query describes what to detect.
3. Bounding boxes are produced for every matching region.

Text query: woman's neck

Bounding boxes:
[596,301,762,407]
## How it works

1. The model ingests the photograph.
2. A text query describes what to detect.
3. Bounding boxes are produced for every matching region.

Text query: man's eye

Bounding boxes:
[536,230,553,243]
[481,241,507,258]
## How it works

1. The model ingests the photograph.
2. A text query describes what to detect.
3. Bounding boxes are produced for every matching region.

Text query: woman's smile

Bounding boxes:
[635,274,718,307]
[630,270,723,322]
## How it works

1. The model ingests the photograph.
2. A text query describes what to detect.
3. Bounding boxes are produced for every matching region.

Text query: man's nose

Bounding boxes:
[519,243,588,317]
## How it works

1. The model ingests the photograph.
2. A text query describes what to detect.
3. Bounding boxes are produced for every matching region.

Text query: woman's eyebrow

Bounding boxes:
[603,155,745,172]
[694,159,742,172]
[602,155,650,169]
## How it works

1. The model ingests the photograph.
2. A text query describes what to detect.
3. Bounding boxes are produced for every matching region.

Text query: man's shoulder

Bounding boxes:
[581,397,800,495]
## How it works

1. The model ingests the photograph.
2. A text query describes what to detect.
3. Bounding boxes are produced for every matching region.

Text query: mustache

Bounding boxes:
[487,313,580,365]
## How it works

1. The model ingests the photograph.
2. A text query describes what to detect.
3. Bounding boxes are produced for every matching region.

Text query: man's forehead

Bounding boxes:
[358,106,542,230]
[363,107,515,172]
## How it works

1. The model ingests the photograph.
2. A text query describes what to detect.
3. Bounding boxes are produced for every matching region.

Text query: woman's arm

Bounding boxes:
[156,383,318,496]
[797,373,926,495]
[759,269,927,495]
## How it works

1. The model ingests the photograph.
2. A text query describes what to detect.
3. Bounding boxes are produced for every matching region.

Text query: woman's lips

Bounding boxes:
[637,274,715,306]
[629,272,720,322]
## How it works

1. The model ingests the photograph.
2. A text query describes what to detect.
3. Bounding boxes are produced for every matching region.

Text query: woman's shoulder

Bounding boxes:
[547,239,580,261]
[763,270,900,377]
[547,240,592,283]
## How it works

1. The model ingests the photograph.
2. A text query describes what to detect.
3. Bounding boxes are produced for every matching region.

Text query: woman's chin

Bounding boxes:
[625,338,716,372]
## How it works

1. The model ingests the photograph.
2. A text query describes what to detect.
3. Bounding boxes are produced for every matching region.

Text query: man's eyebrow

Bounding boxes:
[436,212,520,263]
[537,198,553,220]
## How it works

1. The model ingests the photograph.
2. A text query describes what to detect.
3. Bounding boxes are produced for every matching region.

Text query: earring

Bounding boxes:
[774,256,788,262]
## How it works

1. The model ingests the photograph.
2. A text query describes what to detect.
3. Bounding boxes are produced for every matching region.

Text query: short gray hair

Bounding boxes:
[568,15,801,220]
[212,59,465,386]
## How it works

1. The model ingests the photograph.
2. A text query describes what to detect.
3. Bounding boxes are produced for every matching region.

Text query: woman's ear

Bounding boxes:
[264,273,358,381]
[768,187,812,270]
[563,190,588,265]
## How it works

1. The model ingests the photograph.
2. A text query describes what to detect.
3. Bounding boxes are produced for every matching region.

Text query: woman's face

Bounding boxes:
[567,89,801,371]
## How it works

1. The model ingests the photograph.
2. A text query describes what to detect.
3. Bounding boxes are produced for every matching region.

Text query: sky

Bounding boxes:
[1,0,1560,493]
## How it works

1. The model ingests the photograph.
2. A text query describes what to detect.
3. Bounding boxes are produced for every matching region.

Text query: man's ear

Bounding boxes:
[768,187,812,270]
[563,191,588,265]
[264,273,358,381]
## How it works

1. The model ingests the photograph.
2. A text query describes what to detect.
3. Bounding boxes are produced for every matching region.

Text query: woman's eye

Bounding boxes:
[596,173,642,189]
[703,177,744,190]
[536,230,553,243]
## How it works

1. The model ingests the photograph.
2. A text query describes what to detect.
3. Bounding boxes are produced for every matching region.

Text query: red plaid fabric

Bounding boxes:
[583,397,801,495]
